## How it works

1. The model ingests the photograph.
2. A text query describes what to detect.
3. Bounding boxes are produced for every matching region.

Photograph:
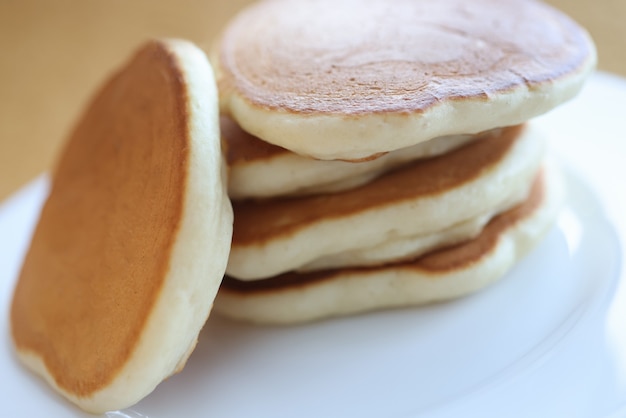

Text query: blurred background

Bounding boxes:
[0,0,624,201]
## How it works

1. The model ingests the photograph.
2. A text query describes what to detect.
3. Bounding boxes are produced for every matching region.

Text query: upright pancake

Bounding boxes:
[216,0,596,160]
[10,40,233,413]
[216,164,564,324]
[227,124,545,280]
[224,116,479,199]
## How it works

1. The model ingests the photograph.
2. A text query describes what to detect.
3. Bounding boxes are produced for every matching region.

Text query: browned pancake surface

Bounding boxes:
[222,115,287,165]
[11,42,190,396]
[218,0,594,114]
[232,125,522,245]
[224,172,544,292]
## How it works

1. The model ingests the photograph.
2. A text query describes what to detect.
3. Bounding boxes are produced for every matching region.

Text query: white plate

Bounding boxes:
[2,72,626,418]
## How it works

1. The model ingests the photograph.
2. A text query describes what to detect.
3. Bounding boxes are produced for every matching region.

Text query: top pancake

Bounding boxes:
[10,40,232,413]
[216,0,596,160]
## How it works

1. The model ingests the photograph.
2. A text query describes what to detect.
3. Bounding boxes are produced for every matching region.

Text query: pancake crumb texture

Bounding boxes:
[10,39,232,413]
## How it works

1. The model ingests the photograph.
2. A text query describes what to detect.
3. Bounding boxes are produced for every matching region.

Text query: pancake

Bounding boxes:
[224,115,480,199]
[215,165,564,324]
[10,40,233,413]
[215,0,596,161]
[296,198,509,272]
[227,124,544,280]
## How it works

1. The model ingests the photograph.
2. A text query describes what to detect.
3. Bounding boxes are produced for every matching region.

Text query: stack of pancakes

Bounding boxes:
[9,0,596,413]
[213,0,596,324]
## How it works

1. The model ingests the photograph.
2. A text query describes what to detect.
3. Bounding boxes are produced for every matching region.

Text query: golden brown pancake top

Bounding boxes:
[232,125,523,245]
[11,41,191,396]
[218,0,594,114]
[223,171,544,292]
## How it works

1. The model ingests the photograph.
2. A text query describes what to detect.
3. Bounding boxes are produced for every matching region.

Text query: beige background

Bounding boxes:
[0,0,624,201]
